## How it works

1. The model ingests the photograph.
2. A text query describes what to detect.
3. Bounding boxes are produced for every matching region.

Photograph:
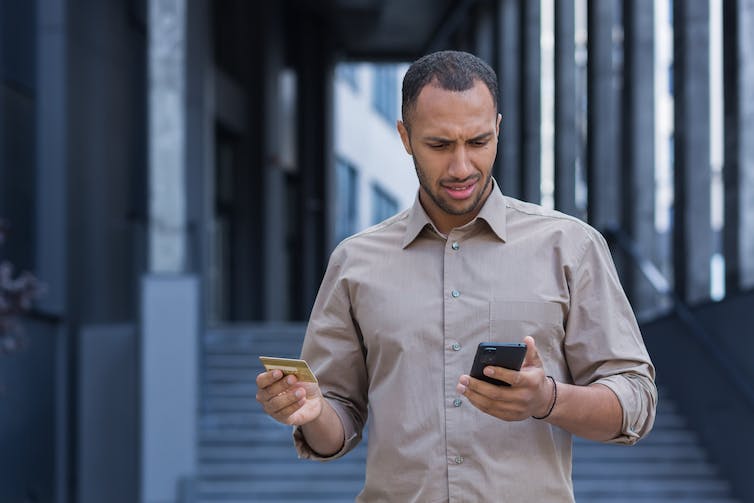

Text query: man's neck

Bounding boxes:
[421,183,493,235]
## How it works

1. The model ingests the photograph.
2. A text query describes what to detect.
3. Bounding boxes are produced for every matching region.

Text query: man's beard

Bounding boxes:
[412,155,492,217]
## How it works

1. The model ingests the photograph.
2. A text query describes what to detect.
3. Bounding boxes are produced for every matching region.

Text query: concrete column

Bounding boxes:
[586,0,621,230]
[673,0,712,304]
[185,0,212,321]
[522,0,541,204]
[295,17,333,318]
[148,0,187,274]
[140,276,198,503]
[79,325,137,503]
[723,0,739,294]
[142,0,198,501]
[472,2,495,66]
[724,0,754,292]
[496,0,521,198]
[35,0,67,314]
[622,0,657,315]
[739,0,754,290]
[36,1,68,499]
[262,3,291,321]
[554,0,579,217]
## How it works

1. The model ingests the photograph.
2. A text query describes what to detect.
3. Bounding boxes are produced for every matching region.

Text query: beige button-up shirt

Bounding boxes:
[295,181,657,502]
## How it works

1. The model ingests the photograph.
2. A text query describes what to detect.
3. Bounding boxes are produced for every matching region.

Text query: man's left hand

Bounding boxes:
[456,336,555,421]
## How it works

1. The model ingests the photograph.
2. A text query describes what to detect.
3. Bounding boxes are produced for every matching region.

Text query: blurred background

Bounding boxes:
[1,0,753,502]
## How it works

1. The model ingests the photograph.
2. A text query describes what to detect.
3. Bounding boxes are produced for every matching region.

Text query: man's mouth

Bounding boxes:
[443,181,477,200]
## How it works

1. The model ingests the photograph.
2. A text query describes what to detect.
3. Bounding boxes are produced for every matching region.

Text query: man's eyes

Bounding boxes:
[427,140,488,149]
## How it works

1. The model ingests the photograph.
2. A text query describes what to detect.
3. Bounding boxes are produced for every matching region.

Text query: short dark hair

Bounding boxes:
[401,50,498,127]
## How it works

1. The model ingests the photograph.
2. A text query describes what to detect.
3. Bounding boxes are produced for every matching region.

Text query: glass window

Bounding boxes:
[371,65,398,124]
[335,159,359,243]
[336,63,359,91]
[371,183,398,224]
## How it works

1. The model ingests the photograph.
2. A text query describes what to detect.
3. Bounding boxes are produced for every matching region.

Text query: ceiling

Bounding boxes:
[293,0,482,61]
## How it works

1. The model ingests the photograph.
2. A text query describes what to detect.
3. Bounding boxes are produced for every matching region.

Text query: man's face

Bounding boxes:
[397,79,501,234]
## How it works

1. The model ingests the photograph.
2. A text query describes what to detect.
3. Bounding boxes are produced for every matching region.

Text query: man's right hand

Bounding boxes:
[255,370,325,426]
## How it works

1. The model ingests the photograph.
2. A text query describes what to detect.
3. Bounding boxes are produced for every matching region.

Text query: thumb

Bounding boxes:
[521,336,544,370]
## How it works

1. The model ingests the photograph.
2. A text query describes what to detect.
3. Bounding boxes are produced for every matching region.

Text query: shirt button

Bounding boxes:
[454,456,464,464]
[451,290,460,298]
[453,398,463,407]
[451,342,461,351]
[451,241,460,250]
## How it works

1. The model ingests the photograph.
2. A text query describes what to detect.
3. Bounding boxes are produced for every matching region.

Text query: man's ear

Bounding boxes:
[396,120,413,155]
[496,113,502,138]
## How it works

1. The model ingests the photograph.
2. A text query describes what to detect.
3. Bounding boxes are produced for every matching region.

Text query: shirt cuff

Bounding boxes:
[595,373,657,445]
[293,398,361,461]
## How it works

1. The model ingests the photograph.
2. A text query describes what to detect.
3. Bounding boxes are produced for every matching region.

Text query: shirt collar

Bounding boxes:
[402,178,508,248]
[475,178,508,242]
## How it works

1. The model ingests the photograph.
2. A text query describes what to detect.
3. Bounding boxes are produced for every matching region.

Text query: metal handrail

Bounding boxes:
[604,227,754,414]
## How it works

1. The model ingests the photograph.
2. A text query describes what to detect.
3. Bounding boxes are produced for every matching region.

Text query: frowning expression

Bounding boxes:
[398,79,501,234]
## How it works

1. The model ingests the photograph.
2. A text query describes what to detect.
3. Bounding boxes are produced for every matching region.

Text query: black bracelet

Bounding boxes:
[532,375,557,420]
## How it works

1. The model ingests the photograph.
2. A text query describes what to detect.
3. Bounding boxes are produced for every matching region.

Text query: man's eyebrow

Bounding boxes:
[469,132,494,142]
[422,132,495,143]
[422,136,452,143]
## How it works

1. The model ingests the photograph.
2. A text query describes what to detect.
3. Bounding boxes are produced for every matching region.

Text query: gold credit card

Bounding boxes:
[258,356,318,383]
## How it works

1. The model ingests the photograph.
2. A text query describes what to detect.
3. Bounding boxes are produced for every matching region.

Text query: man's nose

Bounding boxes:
[448,146,474,179]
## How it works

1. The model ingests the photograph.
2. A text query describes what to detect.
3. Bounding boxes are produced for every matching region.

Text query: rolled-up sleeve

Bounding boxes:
[564,228,658,445]
[596,372,657,444]
[293,245,369,460]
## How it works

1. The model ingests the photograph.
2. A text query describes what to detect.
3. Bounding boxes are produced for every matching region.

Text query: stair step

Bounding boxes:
[205,326,306,348]
[572,460,718,477]
[651,413,686,428]
[198,479,364,494]
[200,461,366,478]
[203,368,272,382]
[573,477,731,495]
[200,411,279,429]
[200,427,297,443]
[203,396,281,412]
[575,498,739,503]
[200,445,366,462]
[204,355,284,369]
[573,443,707,461]
[199,499,355,503]
[202,383,263,396]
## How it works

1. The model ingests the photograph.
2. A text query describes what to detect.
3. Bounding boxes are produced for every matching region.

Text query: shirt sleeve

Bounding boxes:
[563,227,658,445]
[293,246,369,460]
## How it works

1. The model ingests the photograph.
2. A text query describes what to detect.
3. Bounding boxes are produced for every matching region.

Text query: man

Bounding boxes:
[256,50,656,502]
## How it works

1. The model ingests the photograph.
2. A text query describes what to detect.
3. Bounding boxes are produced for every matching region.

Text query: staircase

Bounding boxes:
[573,389,740,502]
[199,324,739,503]
[198,324,367,502]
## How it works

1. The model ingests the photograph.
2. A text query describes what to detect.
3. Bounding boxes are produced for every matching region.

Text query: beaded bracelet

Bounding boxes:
[532,375,557,420]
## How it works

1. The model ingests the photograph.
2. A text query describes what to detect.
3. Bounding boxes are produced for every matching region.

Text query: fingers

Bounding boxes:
[457,374,529,420]
[256,370,293,399]
[487,337,544,385]
[521,336,543,369]
[270,390,308,422]
[255,371,306,419]
[256,369,283,389]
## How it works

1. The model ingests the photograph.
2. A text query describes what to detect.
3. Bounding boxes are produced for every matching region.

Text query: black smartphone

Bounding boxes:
[469,342,527,386]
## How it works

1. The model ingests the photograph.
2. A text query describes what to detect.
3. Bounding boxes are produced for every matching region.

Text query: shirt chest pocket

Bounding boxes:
[489,301,565,345]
